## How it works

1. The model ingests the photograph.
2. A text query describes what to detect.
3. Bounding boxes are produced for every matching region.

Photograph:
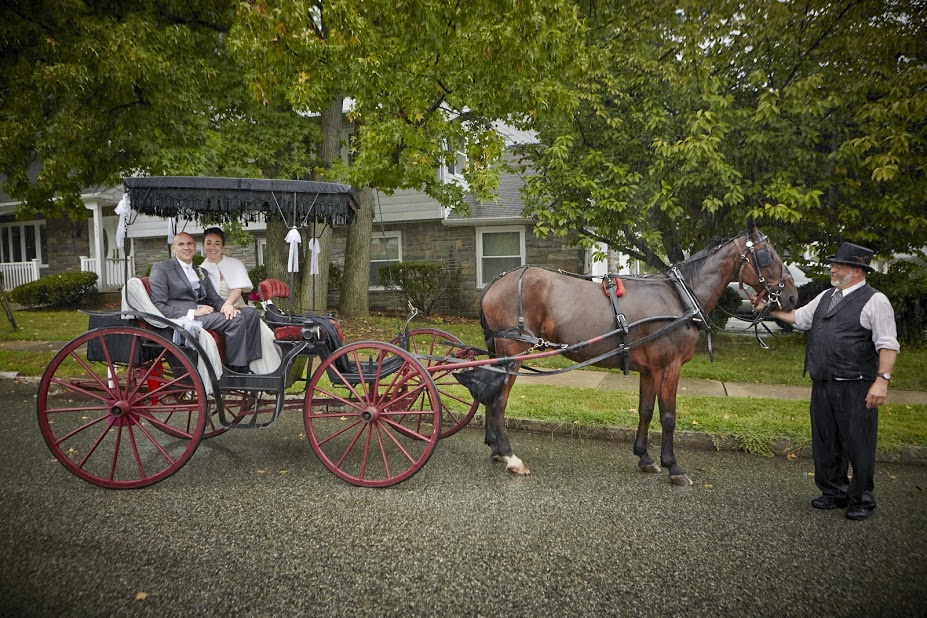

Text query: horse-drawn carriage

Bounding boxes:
[36,176,798,490]
[37,177,484,489]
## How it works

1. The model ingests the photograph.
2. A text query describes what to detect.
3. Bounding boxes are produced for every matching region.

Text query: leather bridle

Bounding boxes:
[738,231,792,322]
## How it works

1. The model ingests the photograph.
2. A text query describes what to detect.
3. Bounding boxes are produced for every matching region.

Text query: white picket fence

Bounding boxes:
[0,259,41,291]
[80,256,136,291]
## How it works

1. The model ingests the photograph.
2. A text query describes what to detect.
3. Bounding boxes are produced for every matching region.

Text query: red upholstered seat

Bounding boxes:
[138,276,227,363]
[273,326,304,341]
[259,278,291,302]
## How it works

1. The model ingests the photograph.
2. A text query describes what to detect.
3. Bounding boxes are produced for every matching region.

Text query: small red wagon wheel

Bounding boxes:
[37,327,207,489]
[391,328,479,438]
[304,341,441,487]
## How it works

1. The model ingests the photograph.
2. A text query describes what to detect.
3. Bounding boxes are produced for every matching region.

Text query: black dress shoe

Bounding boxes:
[846,507,874,521]
[812,496,847,510]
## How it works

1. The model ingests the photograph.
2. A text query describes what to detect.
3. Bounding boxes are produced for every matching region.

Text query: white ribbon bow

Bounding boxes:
[285,227,301,273]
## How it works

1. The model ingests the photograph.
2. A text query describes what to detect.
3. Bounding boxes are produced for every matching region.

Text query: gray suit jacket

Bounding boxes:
[149,258,224,320]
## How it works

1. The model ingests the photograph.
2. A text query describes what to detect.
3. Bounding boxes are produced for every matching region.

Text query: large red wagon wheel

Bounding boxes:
[37,327,207,489]
[304,341,441,487]
[391,328,479,438]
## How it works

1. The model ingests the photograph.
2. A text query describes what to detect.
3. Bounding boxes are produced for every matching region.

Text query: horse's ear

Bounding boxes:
[746,216,757,236]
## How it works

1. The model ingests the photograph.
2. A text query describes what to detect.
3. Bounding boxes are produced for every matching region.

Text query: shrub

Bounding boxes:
[710,285,742,330]
[379,261,448,316]
[869,259,927,347]
[248,264,267,286]
[11,271,98,308]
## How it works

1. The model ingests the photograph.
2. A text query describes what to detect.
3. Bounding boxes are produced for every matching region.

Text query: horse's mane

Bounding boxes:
[664,232,746,282]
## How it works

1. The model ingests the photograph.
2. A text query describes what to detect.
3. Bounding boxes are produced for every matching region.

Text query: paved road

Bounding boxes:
[2,378,926,617]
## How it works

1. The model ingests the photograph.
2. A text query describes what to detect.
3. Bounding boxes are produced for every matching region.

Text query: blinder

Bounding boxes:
[740,232,791,314]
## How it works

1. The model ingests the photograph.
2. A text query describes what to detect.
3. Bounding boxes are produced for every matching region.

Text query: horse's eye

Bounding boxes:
[755,249,772,268]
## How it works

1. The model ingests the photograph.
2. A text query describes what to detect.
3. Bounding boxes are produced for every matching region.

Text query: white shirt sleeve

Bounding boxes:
[861,292,900,352]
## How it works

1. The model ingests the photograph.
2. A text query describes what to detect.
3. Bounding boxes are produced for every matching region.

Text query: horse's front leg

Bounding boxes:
[657,368,692,486]
[634,372,661,473]
[484,367,530,476]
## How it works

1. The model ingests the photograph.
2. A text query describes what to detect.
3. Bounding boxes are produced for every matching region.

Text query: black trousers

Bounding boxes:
[809,379,879,510]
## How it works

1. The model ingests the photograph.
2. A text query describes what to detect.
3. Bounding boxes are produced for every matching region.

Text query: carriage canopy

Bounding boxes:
[123,176,358,226]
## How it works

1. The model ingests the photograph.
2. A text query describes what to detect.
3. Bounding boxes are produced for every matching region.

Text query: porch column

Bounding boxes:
[85,199,105,291]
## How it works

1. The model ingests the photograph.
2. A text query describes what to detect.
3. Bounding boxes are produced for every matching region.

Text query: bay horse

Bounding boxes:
[470,220,798,486]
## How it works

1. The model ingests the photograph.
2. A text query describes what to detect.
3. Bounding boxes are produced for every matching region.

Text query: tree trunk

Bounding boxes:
[339,185,375,317]
[300,96,343,312]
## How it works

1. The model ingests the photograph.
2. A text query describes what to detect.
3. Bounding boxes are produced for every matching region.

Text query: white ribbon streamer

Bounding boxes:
[285,227,301,273]
[166,218,176,245]
[307,237,321,275]
[115,195,129,249]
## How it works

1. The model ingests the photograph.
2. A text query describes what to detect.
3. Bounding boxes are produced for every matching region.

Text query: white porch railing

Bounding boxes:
[0,259,41,291]
[80,256,137,291]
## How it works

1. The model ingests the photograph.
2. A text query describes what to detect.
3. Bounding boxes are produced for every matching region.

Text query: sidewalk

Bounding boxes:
[525,369,927,406]
[3,340,926,406]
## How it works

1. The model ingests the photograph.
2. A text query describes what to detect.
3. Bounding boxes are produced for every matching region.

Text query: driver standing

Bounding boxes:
[771,242,898,521]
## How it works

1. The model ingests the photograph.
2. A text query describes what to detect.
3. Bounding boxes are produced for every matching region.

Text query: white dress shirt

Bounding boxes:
[792,280,900,352]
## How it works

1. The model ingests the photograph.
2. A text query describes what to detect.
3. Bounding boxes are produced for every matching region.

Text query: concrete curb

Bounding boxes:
[467,414,927,467]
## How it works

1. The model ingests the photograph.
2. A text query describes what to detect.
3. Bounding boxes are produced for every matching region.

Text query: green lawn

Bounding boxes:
[3,309,925,453]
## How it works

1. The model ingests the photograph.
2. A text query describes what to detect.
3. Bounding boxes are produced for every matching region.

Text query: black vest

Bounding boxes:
[805,284,878,381]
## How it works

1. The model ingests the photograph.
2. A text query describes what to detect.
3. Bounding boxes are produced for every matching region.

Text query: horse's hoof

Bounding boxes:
[639,462,662,474]
[670,474,693,486]
[505,454,530,476]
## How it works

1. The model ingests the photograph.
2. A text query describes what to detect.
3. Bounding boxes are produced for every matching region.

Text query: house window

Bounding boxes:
[0,221,47,266]
[476,226,525,287]
[369,232,401,289]
[257,239,266,266]
[444,139,467,178]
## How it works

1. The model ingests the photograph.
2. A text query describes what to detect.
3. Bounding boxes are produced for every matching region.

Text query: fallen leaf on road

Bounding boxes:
[135,592,148,601]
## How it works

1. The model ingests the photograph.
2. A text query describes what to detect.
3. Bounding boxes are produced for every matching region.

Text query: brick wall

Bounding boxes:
[329,221,584,318]
[44,217,90,275]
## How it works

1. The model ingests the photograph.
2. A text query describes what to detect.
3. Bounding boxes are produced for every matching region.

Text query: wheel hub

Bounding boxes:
[361,406,380,423]
[109,400,135,425]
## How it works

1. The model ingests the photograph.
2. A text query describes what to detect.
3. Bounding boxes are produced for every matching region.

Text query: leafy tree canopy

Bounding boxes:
[229,0,585,211]
[0,0,320,219]
[520,0,927,269]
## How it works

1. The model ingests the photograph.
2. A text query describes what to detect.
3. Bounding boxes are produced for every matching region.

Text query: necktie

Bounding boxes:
[827,289,843,312]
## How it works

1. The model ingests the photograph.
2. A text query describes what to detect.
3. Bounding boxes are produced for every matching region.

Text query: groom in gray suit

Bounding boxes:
[149,232,262,373]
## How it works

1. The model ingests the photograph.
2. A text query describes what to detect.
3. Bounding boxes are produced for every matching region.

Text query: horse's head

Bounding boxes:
[738,219,799,312]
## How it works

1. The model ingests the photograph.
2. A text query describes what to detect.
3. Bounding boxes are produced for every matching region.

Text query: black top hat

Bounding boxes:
[827,242,875,272]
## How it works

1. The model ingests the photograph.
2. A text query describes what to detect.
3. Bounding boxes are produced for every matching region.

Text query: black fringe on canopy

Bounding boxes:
[123,176,358,226]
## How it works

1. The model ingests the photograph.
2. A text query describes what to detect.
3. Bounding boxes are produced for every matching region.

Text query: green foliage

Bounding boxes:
[869,259,927,347]
[520,0,927,269]
[248,264,267,287]
[379,261,448,316]
[10,272,98,308]
[0,1,321,218]
[230,0,585,211]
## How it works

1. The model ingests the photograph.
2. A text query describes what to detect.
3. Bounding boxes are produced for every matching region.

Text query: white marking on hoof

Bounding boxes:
[504,454,530,476]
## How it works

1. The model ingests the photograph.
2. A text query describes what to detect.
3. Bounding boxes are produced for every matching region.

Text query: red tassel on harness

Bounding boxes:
[602,276,625,298]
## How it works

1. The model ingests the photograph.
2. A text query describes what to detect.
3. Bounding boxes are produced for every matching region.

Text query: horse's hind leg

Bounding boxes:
[634,373,661,473]
[484,370,530,476]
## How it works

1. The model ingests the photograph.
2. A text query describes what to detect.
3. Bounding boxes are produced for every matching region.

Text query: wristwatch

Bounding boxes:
[878,373,892,381]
